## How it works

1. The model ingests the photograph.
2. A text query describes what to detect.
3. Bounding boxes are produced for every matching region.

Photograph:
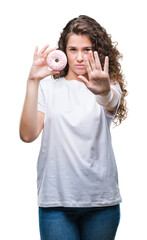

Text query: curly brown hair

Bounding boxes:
[53,15,128,126]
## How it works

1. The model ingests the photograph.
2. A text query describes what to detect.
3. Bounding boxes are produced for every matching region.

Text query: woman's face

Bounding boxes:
[65,34,93,80]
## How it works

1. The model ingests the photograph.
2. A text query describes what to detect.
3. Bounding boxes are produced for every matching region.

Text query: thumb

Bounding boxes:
[77,75,89,85]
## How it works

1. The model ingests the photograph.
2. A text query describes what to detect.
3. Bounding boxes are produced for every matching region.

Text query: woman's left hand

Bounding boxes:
[78,51,111,96]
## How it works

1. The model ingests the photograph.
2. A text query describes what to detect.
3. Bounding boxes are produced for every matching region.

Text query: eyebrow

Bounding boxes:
[67,46,93,49]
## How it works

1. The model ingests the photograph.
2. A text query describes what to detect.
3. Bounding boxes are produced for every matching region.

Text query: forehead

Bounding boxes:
[66,34,92,47]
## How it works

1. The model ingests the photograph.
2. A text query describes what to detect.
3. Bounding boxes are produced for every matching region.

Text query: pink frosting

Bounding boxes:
[46,50,67,70]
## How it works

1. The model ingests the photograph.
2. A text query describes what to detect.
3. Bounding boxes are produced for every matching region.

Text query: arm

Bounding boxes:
[19,45,60,143]
[77,51,119,112]
[19,79,44,142]
[95,88,119,112]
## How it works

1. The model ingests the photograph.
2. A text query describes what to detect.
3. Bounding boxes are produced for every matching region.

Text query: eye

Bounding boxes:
[70,48,76,52]
[84,48,91,53]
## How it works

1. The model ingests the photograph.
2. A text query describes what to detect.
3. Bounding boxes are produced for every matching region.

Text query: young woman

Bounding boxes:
[20,15,127,240]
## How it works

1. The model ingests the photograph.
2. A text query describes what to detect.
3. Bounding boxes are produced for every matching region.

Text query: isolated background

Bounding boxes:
[0,0,146,239]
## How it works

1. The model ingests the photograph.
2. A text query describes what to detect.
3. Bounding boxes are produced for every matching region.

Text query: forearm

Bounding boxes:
[96,88,119,112]
[19,79,39,142]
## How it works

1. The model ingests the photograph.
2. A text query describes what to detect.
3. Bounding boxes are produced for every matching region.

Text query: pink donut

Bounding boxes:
[46,50,67,70]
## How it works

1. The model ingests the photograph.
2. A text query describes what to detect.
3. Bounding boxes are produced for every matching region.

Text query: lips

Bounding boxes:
[75,64,85,67]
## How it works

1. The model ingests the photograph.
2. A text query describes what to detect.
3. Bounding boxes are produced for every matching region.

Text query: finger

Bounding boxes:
[39,44,50,55]
[33,46,39,60]
[94,51,102,71]
[49,69,60,75]
[89,51,96,70]
[77,75,89,85]
[84,55,92,74]
[104,56,109,73]
[36,57,45,65]
[44,47,57,59]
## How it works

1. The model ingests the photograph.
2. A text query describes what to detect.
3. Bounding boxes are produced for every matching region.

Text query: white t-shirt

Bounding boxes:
[37,77,122,207]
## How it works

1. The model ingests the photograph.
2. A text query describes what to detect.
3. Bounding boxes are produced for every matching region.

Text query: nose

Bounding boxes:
[77,51,84,62]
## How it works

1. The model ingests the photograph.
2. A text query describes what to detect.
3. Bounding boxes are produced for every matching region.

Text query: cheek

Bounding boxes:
[84,53,91,61]
[67,54,75,64]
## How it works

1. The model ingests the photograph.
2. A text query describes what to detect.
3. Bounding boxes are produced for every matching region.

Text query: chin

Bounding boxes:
[75,69,87,76]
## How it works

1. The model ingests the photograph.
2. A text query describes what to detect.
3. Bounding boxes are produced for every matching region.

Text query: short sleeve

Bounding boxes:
[104,83,122,119]
[37,82,46,114]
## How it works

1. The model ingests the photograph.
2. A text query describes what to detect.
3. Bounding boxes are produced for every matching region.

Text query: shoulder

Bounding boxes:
[39,77,58,91]
[39,77,64,97]
[40,77,63,87]
[39,77,55,87]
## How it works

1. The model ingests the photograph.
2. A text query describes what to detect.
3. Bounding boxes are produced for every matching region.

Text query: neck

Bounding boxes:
[65,71,88,81]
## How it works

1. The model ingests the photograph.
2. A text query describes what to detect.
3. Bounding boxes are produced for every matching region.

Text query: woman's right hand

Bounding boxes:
[28,45,60,81]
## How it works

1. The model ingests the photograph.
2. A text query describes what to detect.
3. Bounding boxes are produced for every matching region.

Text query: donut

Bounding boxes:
[46,50,67,71]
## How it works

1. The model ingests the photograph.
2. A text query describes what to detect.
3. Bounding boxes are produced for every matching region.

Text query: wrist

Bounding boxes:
[27,76,40,85]
[96,89,113,106]
[27,78,40,92]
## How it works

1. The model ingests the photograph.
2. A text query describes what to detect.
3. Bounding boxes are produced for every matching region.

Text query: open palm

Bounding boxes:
[78,51,111,95]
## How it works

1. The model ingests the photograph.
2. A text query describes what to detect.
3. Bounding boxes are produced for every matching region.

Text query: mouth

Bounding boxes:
[75,64,85,68]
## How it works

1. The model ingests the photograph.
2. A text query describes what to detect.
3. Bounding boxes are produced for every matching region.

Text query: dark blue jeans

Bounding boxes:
[39,204,120,240]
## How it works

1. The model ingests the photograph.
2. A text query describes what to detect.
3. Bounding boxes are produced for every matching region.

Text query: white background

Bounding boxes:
[0,0,147,239]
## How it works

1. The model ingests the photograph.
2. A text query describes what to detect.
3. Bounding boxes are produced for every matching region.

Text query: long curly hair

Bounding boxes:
[53,15,128,126]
